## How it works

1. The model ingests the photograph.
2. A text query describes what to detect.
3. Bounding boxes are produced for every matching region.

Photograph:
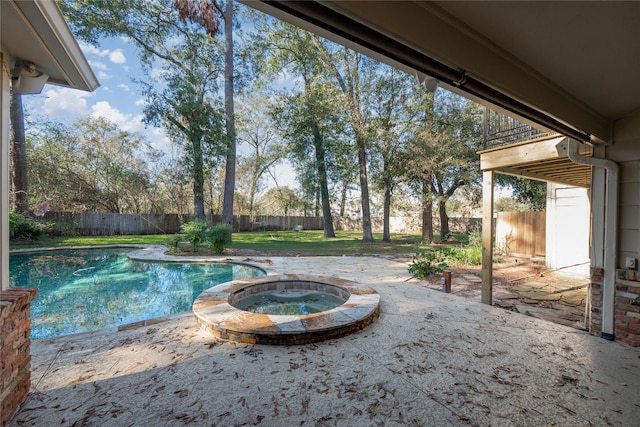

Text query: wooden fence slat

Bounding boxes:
[495,211,546,257]
[43,212,486,237]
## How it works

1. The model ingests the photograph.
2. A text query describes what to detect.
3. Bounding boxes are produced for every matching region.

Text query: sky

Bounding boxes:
[23,35,297,188]
[25,37,169,148]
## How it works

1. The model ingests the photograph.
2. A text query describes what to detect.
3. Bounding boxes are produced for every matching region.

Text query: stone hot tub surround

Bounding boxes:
[193,274,380,345]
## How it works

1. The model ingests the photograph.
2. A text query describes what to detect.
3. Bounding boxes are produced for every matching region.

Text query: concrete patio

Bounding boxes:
[9,255,640,426]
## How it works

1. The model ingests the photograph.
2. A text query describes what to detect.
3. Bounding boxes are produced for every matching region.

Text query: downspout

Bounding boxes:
[567,139,618,339]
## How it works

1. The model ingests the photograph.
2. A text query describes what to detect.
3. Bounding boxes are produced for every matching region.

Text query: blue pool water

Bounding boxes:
[9,248,265,339]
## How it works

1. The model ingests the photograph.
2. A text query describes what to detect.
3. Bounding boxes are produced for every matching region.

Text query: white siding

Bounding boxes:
[546,182,590,275]
[618,161,640,267]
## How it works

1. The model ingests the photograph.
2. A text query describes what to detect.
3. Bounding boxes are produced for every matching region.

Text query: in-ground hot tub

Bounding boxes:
[193,274,380,345]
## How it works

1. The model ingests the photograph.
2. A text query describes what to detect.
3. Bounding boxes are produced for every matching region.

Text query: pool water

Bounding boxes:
[232,290,346,315]
[9,249,264,339]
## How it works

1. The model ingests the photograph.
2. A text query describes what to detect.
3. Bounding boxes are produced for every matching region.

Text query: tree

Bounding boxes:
[253,20,339,237]
[403,82,436,242]
[27,118,159,213]
[257,186,300,216]
[10,89,28,214]
[61,0,228,221]
[495,175,547,211]
[428,92,483,239]
[235,96,285,218]
[368,67,415,242]
[220,0,237,226]
[403,89,483,240]
[309,35,377,243]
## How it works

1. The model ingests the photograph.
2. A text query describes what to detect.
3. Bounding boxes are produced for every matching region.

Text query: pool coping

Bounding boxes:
[193,274,380,345]
[10,244,268,272]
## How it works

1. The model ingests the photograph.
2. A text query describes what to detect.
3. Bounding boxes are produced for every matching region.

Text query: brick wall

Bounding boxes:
[590,267,603,337]
[0,288,36,426]
[615,269,640,347]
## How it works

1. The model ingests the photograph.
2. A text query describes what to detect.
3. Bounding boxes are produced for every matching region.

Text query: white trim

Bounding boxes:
[1,51,10,290]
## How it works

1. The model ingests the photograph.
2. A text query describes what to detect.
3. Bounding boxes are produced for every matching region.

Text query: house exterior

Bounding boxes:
[1,0,97,422]
[244,1,640,346]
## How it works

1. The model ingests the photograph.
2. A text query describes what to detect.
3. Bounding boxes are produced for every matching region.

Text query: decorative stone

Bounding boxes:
[193,274,380,345]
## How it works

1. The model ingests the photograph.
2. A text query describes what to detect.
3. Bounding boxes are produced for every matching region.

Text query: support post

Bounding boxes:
[482,170,494,304]
[1,52,10,290]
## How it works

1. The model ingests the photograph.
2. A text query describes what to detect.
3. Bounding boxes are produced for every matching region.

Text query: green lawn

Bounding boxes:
[9,230,468,257]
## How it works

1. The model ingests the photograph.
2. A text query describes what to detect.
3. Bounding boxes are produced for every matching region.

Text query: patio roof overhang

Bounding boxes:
[244,1,640,149]
[1,0,99,92]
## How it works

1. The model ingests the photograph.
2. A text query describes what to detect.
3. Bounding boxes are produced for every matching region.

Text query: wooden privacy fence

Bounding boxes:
[44,212,326,236]
[495,211,546,257]
[43,211,483,236]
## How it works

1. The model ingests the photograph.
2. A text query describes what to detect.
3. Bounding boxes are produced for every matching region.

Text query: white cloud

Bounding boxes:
[118,84,131,92]
[41,87,93,116]
[97,71,112,81]
[109,49,126,65]
[89,61,108,71]
[79,41,110,57]
[90,101,171,153]
[79,42,126,66]
[135,98,147,106]
[148,127,171,152]
[90,101,144,133]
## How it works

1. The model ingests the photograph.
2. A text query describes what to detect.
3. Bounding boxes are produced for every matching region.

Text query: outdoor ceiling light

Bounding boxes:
[415,71,439,93]
[11,61,49,94]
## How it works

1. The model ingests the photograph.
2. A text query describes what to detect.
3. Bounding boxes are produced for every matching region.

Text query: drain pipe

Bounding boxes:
[567,139,618,339]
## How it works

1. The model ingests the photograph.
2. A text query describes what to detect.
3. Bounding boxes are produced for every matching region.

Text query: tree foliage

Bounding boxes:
[235,96,286,218]
[252,19,341,237]
[495,175,547,211]
[61,0,228,220]
[27,118,160,213]
[308,34,379,242]
[403,89,483,240]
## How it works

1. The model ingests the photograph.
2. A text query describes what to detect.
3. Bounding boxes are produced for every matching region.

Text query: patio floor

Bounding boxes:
[9,255,640,426]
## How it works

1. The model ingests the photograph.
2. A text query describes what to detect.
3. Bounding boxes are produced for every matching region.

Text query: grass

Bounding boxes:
[230,230,425,256]
[9,234,173,249]
[10,230,471,257]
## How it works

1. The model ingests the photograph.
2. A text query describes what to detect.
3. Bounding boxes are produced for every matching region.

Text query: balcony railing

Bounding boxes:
[483,108,559,150]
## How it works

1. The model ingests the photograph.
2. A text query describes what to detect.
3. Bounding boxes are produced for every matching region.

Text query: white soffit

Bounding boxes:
[1,0,98,92]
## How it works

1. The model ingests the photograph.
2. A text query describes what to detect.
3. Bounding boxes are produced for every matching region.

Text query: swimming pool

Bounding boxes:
[9,248,265,339]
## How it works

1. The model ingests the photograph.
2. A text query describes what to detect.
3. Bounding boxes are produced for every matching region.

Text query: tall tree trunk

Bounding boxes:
[192,136,205,220]
[221,0,235,227]
[382,183,391,243]
[357,135,374,242]
[339,183,348,217]
[439,199,450,240]
[312,127,335,237]
[314,182,320,217]
[421,176,434,243]
[10,90,28,214]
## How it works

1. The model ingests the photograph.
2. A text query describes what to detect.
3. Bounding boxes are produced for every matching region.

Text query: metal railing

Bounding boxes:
[483,108,559,150]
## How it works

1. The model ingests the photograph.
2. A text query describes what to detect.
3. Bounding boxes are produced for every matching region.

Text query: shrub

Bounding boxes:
[408,249,449,279]
[180,220,208,252]
[167,235,183,252]
[9,211,26,236]
[439,246,482,266]
[9,211,51,240]
[206,223,233,254]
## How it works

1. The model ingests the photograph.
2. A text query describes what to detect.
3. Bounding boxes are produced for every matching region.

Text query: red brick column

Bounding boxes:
[615,269,640,347]
[590,267,603,337]
[0,288,36,426]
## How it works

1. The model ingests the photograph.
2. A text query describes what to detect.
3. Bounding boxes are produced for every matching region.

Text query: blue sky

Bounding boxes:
[25,36,170,151]
[23,35,297,188]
